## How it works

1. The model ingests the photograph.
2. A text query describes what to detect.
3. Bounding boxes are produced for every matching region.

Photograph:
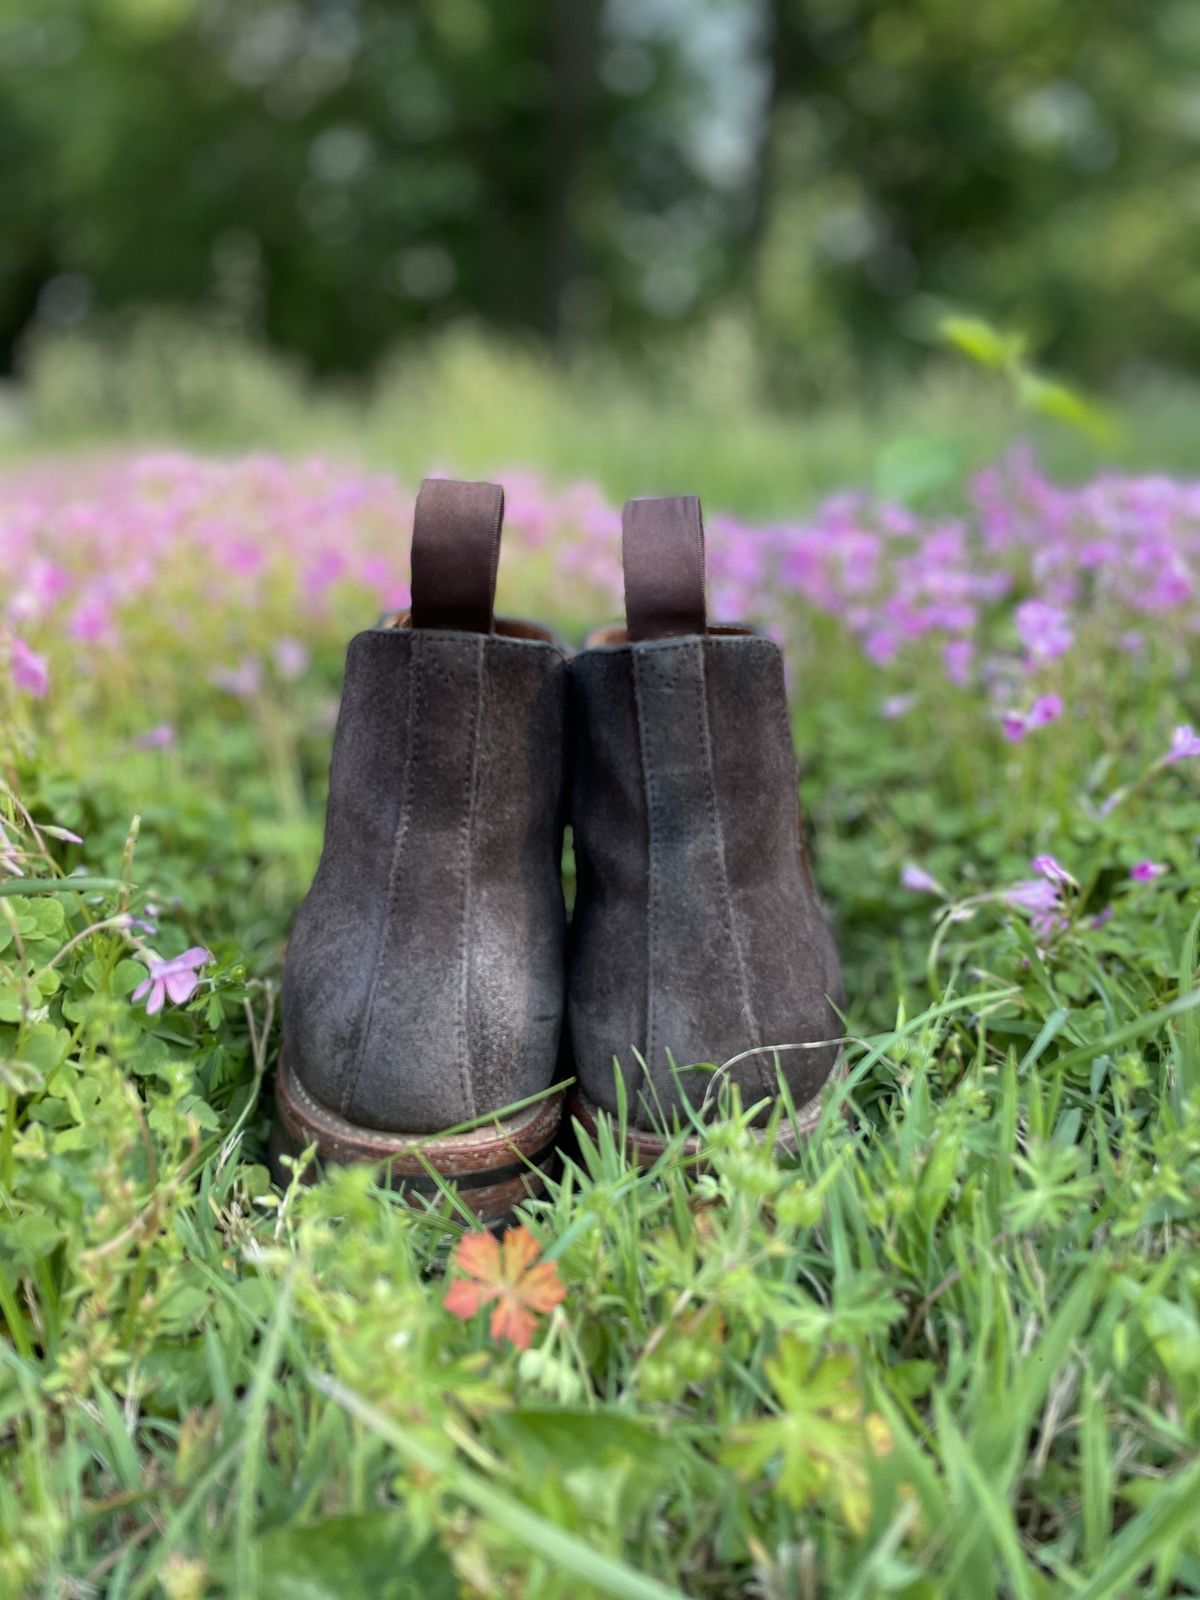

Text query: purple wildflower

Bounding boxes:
[6,558,69,624]
[1166,726,1200,765]
[134,724,176,750]
[1002,695,1064,743]
[1030,694,1064,728]
[1014,601,1073,661]
[1129,861,1167,882]
[1003,879,1061,915]
[1030,911,1069,942]
[901,863,941,895]
[9,636,49,697]
[1032,854,1077,887]
[272,637,310,681]
[68,594,115,645]
[42,824,84,845]
[881,693,917,721]
[943,639,974,687]
[211,656,264,698]
[131,947,212,1016]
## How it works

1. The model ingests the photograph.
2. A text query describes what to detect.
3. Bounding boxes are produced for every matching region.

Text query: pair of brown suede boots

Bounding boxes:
[273,478,844,1220]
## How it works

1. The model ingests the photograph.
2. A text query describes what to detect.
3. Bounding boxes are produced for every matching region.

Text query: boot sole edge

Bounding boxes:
[271,1052,563,1223]
[568,1068,838,1164]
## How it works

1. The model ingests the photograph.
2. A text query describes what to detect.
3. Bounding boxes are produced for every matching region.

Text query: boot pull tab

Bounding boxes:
[410,477,504,633]
[622,495,708,642]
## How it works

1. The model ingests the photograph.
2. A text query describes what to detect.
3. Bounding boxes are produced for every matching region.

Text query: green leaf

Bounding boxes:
[0,984,25,1024]
[2,1214,62,1260]
[126,1033,171,1076]
[217,1515,458,1600]
[110,958,150,998]
[17,1022,69,1075]
[496,1406,687,1475]
[1016,372,1114,442]
[313,1373,692,1600]
[30,897,66,936]
[939,314,1025,369]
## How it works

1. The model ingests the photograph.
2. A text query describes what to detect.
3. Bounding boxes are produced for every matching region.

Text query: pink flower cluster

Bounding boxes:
[2,455,417,704]
[3,447,1200,739]
[0,456,622,706]
[901,843,1181,948]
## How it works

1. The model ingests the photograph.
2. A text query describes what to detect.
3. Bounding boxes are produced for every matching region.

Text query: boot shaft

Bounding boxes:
[568,494,843,1126]
[281,480,568,1139]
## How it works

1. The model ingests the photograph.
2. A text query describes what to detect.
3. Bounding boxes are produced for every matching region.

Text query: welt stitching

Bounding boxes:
[340,633,421,1117]
[630,650,660,1080]
[607,637,778,668]
[690,506,706,627]
[693,639,760,1076]
[456,636,486,1118]
[378,632,565,659]
[486,506,502,617]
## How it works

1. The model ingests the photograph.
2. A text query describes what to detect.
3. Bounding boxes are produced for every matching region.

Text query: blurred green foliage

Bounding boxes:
[938,313,1115,442]
[1,0,1197,389]
[760,0,1200,387]
[17,314,1200,521]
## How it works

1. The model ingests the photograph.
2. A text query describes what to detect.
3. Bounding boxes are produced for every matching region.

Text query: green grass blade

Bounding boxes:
[233,1267,296,1596]
[0,877,129,897]
[1064,1455,1200,1600]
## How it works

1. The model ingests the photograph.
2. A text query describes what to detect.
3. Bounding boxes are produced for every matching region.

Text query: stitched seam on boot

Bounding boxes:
[339,632,421,1119]
[456,635,486,1120]
[630,650,659,1086]
[695,638,761,1081]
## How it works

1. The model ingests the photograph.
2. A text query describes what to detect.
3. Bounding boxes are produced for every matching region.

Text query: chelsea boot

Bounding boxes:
[567,493,844,1156]
[274,478,568,1219]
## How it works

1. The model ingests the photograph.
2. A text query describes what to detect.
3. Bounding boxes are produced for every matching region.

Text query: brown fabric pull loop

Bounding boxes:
[410,478,504,633]
[622,495,707,642]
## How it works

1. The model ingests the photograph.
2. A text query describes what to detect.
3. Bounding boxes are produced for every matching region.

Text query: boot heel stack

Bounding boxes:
[275,479,569,1221]
[566,493,845,1156]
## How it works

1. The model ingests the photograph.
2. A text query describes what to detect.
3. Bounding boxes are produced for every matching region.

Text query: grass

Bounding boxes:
[1,327,1199,1597]
[12,311,1200,516]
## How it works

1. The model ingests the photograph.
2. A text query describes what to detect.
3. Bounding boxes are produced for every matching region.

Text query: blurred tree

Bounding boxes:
[758,0,1200,389]
[0,0,767,372]
[0,0,1196,384]
[1,0,590,371]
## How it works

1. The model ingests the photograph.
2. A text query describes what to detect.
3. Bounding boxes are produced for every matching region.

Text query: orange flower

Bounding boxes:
[443,1225,566,1350]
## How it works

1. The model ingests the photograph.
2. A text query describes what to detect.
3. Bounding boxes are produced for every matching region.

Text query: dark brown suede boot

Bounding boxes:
[274,479,568,1219]
[567,494,844,1156]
